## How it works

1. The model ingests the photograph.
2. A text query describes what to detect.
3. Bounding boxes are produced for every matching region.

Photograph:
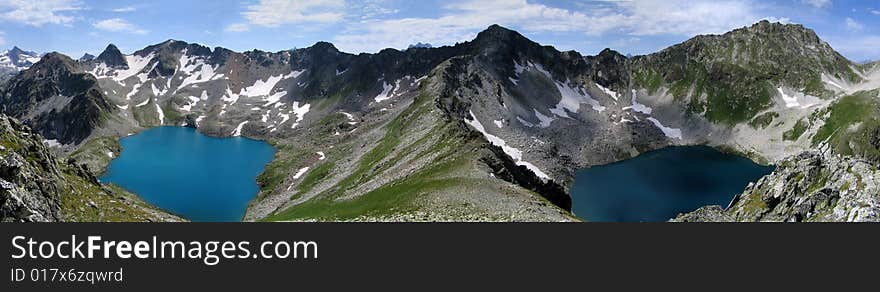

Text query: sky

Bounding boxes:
[0,0,878,62]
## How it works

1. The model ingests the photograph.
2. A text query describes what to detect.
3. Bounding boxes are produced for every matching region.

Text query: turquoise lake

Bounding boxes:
[570,146,775,222]
[101,126,276,221]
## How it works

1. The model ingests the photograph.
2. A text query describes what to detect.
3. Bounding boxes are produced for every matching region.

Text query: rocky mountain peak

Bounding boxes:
[8,46,27,56]
[79,53,95,61]
[467,24,548,65]
[1,46,39,68]
[744,20,811,35]
[587,48,629,88]
[476,24,518,40]
[32,52,79,72]
[96,44,127,67]
[137,39,209,57]
[471,24,538,50]
[310,41,340,54]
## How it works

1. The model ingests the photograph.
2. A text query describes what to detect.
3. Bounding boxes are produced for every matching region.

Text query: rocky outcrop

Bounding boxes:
[674,146,879,222]
[0,115,63,221]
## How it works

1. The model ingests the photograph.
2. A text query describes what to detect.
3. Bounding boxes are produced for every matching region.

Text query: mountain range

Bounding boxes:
[1,21,878,222]
[0,46,41,82]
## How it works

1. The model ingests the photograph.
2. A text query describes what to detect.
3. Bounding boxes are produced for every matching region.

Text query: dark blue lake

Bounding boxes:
[101,126,276,221]
[570,146,774,222]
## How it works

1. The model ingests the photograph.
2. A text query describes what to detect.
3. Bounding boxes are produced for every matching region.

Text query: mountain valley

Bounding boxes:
[1,21,878,222]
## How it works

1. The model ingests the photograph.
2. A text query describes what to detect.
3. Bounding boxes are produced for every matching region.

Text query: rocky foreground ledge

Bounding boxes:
[675,146,879,222]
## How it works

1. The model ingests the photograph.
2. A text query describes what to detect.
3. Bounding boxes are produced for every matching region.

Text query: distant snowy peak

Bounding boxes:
[0,46,41,72]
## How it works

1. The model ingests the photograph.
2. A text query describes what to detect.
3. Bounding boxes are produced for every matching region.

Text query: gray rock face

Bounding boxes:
[95,44,127,68]
[675,146,880,222]
[79,53,95,62]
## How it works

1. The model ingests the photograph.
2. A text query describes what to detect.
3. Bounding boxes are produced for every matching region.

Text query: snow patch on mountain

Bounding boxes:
[278,113,290,127]
[134,98,150,107]
[513,60,527,75]
[646,117,682,139]
[374,81,394,103]
[126,83,143,100]
[292,167,309,180]
[264,91,287,106]
[623,90,652,114]
[155,102,165,125]
[180,94,200,111]
[549,80,605,117]
[151,83,168,97]
[777,87,801,108]
[290,102,310,128]
[517,116,535,127]
[176,53,223,92]
[533,109,554,128]
[43,139,62,148]
[465,111,550,180]
[596,84,619,101]
[91,53,156,83]
[339,111,357,125]
[240,74,283,97]
[777,87,821,109]
[231,121,248,136]
[284,69,305,79]
[222,86,240,105]
[519,60,605,118]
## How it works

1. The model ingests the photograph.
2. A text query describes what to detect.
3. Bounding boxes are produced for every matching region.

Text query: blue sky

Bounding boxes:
[1,0,878,62]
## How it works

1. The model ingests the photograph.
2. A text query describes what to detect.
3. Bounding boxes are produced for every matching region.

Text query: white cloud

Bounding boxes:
[761,16,792,24]
[225,22,250,32]
[802,0,831,9]
[829,35,880,61]
[334,0,774,53]
[870,9,880,15]
[358,0,398,19]
[0,31,5,46]
[112,6,137,12]
[0,0,82,26]
[845,17,864,32]
[617,0,767,36]
[93,18,148,35]
[240,0,346,27]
